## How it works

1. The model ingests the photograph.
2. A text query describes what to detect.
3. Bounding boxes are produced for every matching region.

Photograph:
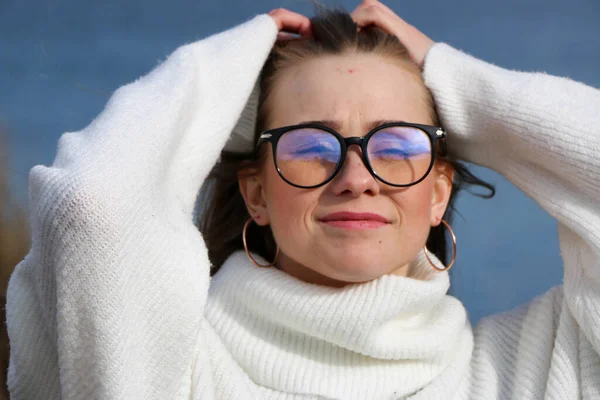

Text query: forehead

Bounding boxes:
[267,53,432,130]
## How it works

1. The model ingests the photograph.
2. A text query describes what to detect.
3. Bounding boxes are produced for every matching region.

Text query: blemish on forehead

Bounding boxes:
[334,67,357,74]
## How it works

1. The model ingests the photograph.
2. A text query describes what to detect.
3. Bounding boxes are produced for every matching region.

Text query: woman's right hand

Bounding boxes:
[268,8,312,41]
[350,0,434,68]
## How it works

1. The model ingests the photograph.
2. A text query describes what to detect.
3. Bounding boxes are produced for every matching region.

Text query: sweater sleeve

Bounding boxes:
[5,15,277,399]
[423,43,600,396]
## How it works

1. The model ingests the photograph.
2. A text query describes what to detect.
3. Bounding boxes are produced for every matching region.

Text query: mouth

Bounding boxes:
[319,211,390,229]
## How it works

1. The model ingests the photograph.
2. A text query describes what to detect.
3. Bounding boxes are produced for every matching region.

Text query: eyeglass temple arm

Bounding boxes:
[257,132,272,146]
[436,128,448,156]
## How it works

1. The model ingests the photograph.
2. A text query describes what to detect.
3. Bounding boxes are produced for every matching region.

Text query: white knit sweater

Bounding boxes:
[6,14,600,400]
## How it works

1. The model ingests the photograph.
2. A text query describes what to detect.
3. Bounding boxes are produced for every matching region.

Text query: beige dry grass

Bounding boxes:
[0,130,30,399]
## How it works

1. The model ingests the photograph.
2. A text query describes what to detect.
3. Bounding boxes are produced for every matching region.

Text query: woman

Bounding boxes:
[6,1,600,399]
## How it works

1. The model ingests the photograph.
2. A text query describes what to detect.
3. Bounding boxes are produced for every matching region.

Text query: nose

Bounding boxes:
[328,147,380,197]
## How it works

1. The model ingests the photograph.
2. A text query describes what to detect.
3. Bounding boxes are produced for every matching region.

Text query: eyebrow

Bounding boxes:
[297,119,407,132]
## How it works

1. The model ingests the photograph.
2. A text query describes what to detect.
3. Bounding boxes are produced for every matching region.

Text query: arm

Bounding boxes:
[425,46,600,396]
[423,43,600,213]
[6,15,277,399]
[422,43,600,354]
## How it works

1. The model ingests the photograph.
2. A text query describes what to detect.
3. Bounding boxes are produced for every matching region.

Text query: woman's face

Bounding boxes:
[240,53,453,286]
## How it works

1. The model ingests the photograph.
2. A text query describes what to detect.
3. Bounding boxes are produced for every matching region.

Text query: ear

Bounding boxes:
[238,172,271,226]
[430,162,454,226]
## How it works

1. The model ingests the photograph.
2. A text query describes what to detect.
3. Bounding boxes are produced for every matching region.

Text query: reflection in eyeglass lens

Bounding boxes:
[367,127,431,185]
[277,128,341,187]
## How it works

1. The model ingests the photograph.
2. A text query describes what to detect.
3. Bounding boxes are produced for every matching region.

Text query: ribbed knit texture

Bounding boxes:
[5,15,600,400]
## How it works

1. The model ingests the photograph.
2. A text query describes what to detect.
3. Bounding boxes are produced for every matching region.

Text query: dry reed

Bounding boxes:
[0,128,31,399]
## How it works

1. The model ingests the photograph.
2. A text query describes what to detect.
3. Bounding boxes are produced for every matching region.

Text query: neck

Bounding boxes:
[276,251,412,288]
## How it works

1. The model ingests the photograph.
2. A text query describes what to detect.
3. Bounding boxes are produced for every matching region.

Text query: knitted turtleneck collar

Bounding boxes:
[205,250,474,399]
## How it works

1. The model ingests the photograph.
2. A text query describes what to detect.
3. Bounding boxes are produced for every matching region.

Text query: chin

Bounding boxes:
[319,251,394,281]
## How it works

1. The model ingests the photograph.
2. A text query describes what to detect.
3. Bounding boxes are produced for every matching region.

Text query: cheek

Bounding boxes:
[389,176,435,224]
[261,159,320,242]
[385,178,435,261]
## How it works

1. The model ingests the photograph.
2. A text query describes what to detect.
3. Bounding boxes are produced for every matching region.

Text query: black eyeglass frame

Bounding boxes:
[257,122,448,189]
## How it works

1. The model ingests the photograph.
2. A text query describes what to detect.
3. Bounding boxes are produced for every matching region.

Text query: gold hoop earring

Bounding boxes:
[423,219,456,272]
[242,218,280,268]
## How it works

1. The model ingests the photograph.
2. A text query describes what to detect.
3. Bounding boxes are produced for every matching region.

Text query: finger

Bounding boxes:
[277,31,303,41]
[350,5,397,35]
[351,4,381,27]
[351,2,408,31]
[363,0,396,15]
[350,1,434,67]
[268,8,312,37]
[357,0,396,17]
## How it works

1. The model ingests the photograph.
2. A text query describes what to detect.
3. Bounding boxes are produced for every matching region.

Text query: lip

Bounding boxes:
[319,212,390,229]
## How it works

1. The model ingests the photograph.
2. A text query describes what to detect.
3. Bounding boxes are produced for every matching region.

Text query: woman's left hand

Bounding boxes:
[268,8,312,41]
[350,0,434,68]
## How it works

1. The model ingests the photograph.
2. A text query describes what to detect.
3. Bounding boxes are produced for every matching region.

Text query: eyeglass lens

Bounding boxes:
[275,126,432,187]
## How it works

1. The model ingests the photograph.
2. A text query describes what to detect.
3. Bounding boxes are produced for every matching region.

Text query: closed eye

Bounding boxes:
[370,140,429,158]
[371,147,410,159]
[293,145,331,155]
[284,143,339,163]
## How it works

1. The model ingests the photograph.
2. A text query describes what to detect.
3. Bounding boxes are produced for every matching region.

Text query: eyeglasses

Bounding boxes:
[257,122,447,189]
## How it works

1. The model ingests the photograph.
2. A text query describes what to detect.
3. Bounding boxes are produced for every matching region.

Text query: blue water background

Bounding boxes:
[1,0,599,323]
